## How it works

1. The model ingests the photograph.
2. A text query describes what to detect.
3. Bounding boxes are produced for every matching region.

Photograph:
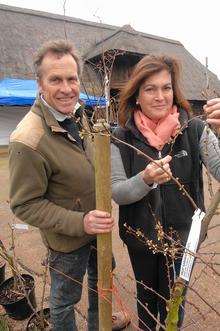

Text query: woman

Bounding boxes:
[111,55,220,330]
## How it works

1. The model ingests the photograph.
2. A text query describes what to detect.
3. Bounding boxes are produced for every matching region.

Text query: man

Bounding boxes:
[9,40,129,331]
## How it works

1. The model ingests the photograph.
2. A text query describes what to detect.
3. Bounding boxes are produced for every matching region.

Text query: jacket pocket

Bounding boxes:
[73,197,83,211]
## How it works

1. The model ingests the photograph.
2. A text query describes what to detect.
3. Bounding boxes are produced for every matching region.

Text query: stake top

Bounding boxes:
[93,119,110,132]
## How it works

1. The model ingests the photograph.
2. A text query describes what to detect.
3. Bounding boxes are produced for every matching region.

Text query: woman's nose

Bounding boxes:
[155,89,164,100]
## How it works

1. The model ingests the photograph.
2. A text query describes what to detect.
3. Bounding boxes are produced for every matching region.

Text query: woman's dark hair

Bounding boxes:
[119,54,190,127]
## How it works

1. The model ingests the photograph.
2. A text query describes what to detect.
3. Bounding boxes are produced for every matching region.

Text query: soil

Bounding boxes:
[0,154,220,330]
[0,275,34,304]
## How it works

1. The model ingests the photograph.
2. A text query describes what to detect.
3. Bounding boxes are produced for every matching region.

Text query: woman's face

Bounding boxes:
[137,69,174,121]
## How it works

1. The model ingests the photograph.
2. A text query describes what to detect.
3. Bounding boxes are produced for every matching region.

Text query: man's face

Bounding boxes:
[38,53,80,114]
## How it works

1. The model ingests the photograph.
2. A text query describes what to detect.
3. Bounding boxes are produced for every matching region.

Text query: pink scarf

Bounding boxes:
[134,105,180,150]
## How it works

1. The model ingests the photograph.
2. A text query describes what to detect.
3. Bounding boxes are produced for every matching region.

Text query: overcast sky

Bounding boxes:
[1,0,220,79]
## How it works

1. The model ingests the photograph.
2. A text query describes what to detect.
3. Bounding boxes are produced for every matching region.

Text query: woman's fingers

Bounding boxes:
[160,154,172,164]
[142,155,172,185]
[155,163,170,175]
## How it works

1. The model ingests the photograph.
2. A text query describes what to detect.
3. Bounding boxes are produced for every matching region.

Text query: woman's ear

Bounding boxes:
[171,105,177,113]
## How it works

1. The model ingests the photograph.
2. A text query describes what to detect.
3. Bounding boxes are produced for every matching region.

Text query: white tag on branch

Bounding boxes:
[12,223,29,230]
[179,208,205,282]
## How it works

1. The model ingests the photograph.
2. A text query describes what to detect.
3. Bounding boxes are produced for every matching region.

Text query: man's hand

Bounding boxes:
[83,210,115,235]
[203,98,220,128]
[141,155,172,185]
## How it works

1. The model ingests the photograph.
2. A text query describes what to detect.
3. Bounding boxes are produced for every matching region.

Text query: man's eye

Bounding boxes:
[50,78,59,83]
[69,77,78,83]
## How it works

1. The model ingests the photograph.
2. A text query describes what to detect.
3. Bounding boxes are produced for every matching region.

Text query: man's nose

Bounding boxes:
[60,81,72,93]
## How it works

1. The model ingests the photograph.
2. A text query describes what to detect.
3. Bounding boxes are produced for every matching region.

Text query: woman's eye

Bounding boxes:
[145,88,154,93]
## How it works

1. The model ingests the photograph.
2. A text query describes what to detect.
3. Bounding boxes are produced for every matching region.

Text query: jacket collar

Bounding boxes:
[30,98,76,144]
[31,98,67,134]
[40,95,70,122]
[31,98,89,144]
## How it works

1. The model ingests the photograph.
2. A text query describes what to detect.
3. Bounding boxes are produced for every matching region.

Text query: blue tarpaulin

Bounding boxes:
[0,78,106,107]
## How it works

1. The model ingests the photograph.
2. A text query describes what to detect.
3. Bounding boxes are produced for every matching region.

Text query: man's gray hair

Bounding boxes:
[33,40,81,78]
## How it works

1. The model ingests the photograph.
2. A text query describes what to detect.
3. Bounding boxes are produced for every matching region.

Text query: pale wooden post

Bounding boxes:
[94,119,112,331]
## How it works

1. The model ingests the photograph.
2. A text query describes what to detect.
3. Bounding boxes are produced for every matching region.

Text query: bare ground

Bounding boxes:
[0,154,219,330]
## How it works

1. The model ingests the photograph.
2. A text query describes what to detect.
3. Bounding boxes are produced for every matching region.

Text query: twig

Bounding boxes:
[110,133,198,210]
[114,274,166,330]
[63,0,68,40]
[188,285,220,317]
[39,250,49,329]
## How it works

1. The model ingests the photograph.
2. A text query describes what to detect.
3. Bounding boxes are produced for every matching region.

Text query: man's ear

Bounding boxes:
[37,77,43,94]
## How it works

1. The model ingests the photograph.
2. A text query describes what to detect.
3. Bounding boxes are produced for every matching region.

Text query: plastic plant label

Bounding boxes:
[179,208,205,282]
[12,223,29,230]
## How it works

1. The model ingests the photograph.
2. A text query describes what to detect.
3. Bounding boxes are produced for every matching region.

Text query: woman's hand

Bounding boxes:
[203,98,220,129]
[141,155,172,185]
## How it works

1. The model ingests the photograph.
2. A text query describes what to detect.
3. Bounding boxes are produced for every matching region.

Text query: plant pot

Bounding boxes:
[0,273,36,320]
[0,261,6,285]
[26,308,52,331]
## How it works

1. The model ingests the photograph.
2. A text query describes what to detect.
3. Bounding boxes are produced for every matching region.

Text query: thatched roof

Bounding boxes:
[0,4,116,78]
[1,4,220,100]
[84,24,181,60]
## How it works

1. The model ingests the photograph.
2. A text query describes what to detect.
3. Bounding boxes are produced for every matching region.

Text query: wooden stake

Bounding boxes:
[94,120,112,331]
